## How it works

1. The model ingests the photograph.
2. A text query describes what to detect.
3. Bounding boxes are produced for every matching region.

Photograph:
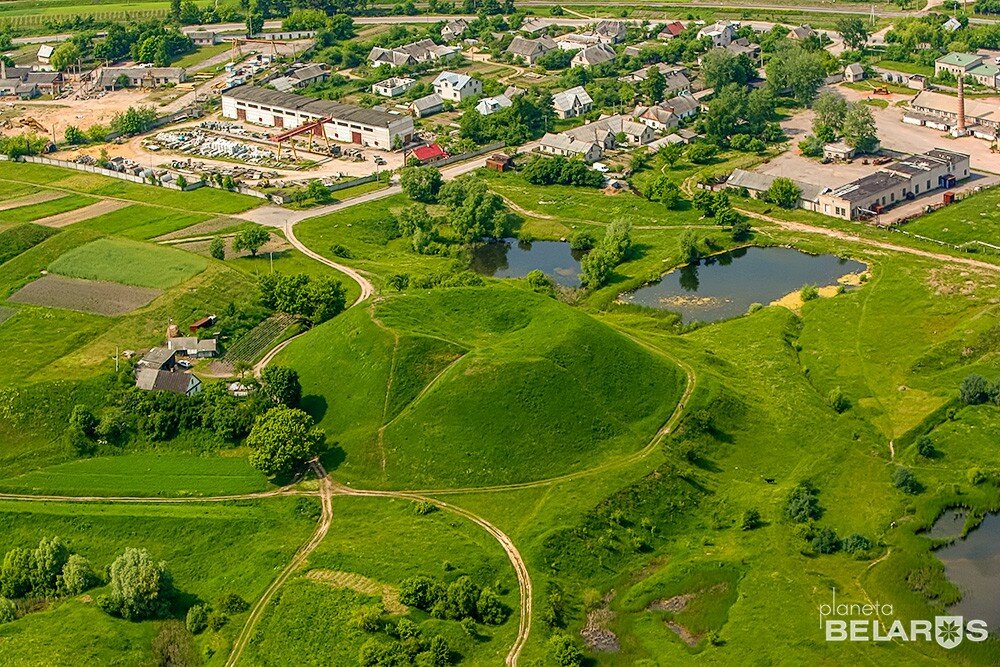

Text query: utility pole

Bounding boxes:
[115,346,119,372]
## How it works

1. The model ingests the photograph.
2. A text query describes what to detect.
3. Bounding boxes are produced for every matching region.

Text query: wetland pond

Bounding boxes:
[933,511,1000,630]
[620,247,866,323]
[470,238,583,287]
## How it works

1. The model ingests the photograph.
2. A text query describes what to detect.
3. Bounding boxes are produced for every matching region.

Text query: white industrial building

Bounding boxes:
[221,85,414,150]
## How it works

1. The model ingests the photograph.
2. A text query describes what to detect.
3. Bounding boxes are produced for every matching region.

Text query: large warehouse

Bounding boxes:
[221,85,414,150]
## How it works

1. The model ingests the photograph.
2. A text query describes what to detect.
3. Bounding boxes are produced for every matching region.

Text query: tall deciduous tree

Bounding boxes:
[101,548,174,621]
[246,406,324,477]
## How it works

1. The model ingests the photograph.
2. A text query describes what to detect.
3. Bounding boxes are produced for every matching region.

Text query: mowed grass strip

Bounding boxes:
[0,453,272,497]
[48,237,207,288]
[0,162,262,214]
[0,223,60,265]
[0,193,97,224]
[75,204,212,240]
[7,274,162,315]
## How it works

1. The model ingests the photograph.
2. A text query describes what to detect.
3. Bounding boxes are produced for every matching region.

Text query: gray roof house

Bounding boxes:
[571,43,616,68]
[442,18,470,41]
[166,337,218,358]
[595,20,627,44]
[137,347,176,370]
[539,132,604,162]
[725,168,825,212]
[410,93,445,117]
[552,86,593,119]
[135,368,202,396]
[506,36,557,64]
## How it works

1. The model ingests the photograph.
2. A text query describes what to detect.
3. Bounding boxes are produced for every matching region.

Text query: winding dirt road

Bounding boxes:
[225,461,334,667]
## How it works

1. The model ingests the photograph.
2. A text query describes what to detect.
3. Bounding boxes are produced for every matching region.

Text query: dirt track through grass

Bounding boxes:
[33,199,130,228]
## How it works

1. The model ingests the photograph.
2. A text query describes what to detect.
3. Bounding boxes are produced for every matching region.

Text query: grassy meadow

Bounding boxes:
[48,237,208,288]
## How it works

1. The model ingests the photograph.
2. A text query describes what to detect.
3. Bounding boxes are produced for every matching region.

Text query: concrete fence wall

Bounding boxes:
[19,156,204,191]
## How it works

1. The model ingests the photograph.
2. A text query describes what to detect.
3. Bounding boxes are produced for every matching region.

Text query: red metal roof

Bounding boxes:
[413,143,447,161]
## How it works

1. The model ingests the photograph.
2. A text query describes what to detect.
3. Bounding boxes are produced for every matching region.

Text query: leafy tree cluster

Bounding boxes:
[764,44,827,105]
[806,92,879,154]
[437,176,512,244]
[358,619,453,667]
[641,173,683,209]
[693,190,751,240]
[784,481,822,523]
[701,49,756,89]
[701,84,779,147]
[66,376,277,452]
[548,634,584,666]
[398,575,508,625]
[892,467,921,495]
[400,165,443,202]
[459,89,555,145]
[109,106,158,136]
[0,133,48,158]
[98,548,175,621]
[93,21,194,66]
[522,155,604,188]
[186,592,247,634]
[536,48,576,70]
[762,177,801,209]
[1,537,97,603]
[232,225,271,257]
[258,272,347,324]
[579,219,632,288]
[959,373,1000,405]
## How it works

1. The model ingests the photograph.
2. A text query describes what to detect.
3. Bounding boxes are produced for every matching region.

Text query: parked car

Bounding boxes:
[592,162,610,173]
[176,360,193,369]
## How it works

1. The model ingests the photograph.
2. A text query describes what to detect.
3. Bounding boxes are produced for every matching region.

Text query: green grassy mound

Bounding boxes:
[0,223,60,265]
[48,238,207,288]
[280,286,685,488]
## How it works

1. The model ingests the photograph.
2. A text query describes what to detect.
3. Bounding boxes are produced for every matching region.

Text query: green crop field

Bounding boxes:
[0,162,262,215]
[75,204,212,240]
[900,185,1000,249]
[0,194,97,224]
[48,237,208,288]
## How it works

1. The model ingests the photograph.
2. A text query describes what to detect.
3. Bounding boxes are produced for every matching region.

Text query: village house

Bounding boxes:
[942,17,962,32]
[475,94,513,115]
[270,63,329,92]
[563,114,655,146]
[367,39,459,67]
[135,368,202,396]
[506,36,557,65]
[697,20,738,48]
[137,347,176,371]
[551,86,593,119]
[189,30,220,46]
[571,43,616,68]
[726,168,825,213]
[221,85,414,150]
[441,18,470,41]
[520,17,548,36]
[594,20,627,44]
[844,63,865,83]
[724,38,761,62]
[432,71,482,102]
[657,21,686,40]
[633,93,699,131]
[166,337,218,358]
[555,32,602,50]
[0,65,64,98]
[539,133,604,162]
[621,63,691,97]
[788,24,816,41]
[372,77,415,97]
[410,93,444,118]
[36,44,54,64]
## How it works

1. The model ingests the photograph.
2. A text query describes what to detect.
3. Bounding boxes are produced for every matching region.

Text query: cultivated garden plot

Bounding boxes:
[7,274,162,315]
[47,237,207,288]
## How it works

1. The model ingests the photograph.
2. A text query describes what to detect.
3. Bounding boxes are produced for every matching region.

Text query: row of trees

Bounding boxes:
[398,575,507,625]
[692,190,751,241]
[800,91,879,156]
[459,90,555,145]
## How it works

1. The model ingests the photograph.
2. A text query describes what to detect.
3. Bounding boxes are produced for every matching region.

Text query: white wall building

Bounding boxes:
[221,85,414,150]
[432,71,482,102]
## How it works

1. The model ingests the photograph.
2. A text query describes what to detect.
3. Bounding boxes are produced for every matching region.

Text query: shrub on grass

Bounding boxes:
[841,533,874,555]
[100,548,174,621]
[809,526,841,554]
[207,610,228,631]
[569,229,596,251]
[186,604,209,634]
[0,548,33,599]
[741,508,762,531]
[218,592,249,614]
[476,587,508,625]
[892,467,921,495]
[785,482,821,523]
[548,633,584,666]
[0,597,15,624]
[800,284,819,301]
[61,554,97,596]
[959,374,991,405]
[828,387,850,413]
[209,236,225,260]
[916,435,935,458]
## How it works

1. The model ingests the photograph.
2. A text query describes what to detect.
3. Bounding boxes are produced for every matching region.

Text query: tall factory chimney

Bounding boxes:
[956,74,967,135]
